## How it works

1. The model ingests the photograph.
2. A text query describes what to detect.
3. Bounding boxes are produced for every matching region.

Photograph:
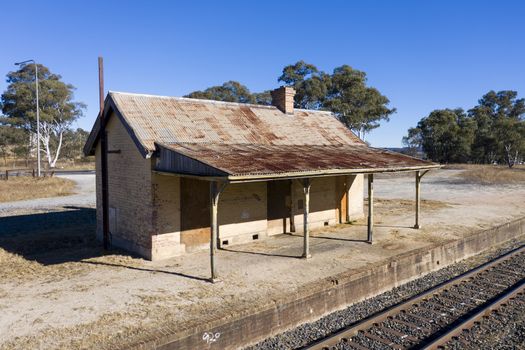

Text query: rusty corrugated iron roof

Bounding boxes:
[84,91,365,157]
[84,91,439,179]
[156,142,438,180]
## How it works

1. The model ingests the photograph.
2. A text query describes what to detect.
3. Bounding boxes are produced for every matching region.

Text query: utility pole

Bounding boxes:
[99,57,110,250]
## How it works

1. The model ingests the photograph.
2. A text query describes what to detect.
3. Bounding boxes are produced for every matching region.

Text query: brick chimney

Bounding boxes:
[271,86,296,114]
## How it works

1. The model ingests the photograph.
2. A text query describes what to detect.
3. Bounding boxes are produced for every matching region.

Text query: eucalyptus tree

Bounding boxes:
[1,64,85,168]
[469,90,525,167]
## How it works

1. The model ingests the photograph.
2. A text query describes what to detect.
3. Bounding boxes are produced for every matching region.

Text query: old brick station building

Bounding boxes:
[85,87,438,278]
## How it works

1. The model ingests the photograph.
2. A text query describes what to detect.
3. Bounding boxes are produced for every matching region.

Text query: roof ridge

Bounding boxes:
[108,91,336,115]
[159,141,367,148]
[109,91,277,110]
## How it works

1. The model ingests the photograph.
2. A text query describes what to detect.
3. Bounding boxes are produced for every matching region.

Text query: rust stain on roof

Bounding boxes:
[107,92,365,153]
[85,91,438,177]
[157,142,437,177]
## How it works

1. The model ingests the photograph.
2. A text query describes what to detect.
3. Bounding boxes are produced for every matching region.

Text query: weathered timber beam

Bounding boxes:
[367,174,374,243]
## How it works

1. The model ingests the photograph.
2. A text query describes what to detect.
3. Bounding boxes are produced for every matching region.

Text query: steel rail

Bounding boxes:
[422,280,525,349]
[304,244,525,350]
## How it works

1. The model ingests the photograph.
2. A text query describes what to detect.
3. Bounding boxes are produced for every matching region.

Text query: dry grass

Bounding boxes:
[0,177,75,202]
[0,158,95,171]
[54,161,95,171]
[449,164,525,185]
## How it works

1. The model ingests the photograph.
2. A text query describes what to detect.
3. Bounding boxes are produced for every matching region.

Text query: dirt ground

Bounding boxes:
[0,169,524,349]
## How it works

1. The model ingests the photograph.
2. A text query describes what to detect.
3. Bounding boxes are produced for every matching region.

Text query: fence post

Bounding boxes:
[5,170,7,181]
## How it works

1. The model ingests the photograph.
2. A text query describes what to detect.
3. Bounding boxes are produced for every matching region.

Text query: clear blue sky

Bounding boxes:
[1,0,524,147]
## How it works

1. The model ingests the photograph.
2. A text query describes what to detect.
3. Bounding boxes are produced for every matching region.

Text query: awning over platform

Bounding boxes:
[155,142,440,182]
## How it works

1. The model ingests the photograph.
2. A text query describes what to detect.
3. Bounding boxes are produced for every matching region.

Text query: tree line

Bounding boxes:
[403,91,525,168]
[0,60,395,167]
[186,61,396,139]
[0,64,88,167]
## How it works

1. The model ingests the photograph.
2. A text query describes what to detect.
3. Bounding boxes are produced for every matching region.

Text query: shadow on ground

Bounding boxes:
[0,206,213,282]
[0,206,101,264]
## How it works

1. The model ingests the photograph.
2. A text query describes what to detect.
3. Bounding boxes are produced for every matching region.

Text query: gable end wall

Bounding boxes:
[95,113,154,259]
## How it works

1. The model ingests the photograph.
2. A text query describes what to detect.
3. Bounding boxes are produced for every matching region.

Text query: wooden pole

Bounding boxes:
[209,181,226,282]
[99,57,110,250]
[415,170,421,229]
[367,174,374,243]
[302,178,311,259]
[98,57,104,114]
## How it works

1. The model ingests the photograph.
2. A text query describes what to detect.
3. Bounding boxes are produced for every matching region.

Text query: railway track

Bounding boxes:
[305,244,525,350]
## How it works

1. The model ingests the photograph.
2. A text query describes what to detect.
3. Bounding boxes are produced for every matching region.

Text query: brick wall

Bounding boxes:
[347,174,364,221]
[218,182,268,246]
[95,113,154,259]
[292,177,337,232]
[291,175,364,233]
[151,174,185,260]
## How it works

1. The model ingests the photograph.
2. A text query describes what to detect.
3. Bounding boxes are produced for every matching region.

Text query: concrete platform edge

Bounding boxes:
[126,217,525,350]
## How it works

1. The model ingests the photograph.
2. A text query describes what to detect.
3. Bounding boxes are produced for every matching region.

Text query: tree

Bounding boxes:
[494,118,525,167]
[278,61,395,138]
[323,65,396,139]
[404,90,525,166]
[278,60,328,109]
[469,91,525,167]
[185,81,255,104]
[185,61,396,138]
[252,90,272,105]
[0,64,85,168]
[402,127,423,157]
[61,128,90,160]
[412,109,474,163]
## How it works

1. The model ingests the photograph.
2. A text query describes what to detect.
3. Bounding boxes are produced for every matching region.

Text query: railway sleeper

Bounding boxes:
[376,325,419,343]
[437,294,475,309]
[411,306,450,320]
[362,330,403,349]
[391,318,432,335]
[441,291,479,306]
[368,326,409,346]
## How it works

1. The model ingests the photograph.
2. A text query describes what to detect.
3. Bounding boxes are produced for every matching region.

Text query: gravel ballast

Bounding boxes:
[247,238,525,350]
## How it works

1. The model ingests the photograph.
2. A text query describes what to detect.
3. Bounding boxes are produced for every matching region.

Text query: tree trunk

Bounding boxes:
[43,134,53,167]
[504,145,515,168]
[50,131,64,168]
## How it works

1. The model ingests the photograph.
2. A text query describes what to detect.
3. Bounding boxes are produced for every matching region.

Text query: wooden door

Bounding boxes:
[335,176,348,223]
[180,178,211,248]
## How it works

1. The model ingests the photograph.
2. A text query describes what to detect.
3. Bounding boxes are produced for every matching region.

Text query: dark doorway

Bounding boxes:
[267,180,291,235]
[180,178,211,248]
